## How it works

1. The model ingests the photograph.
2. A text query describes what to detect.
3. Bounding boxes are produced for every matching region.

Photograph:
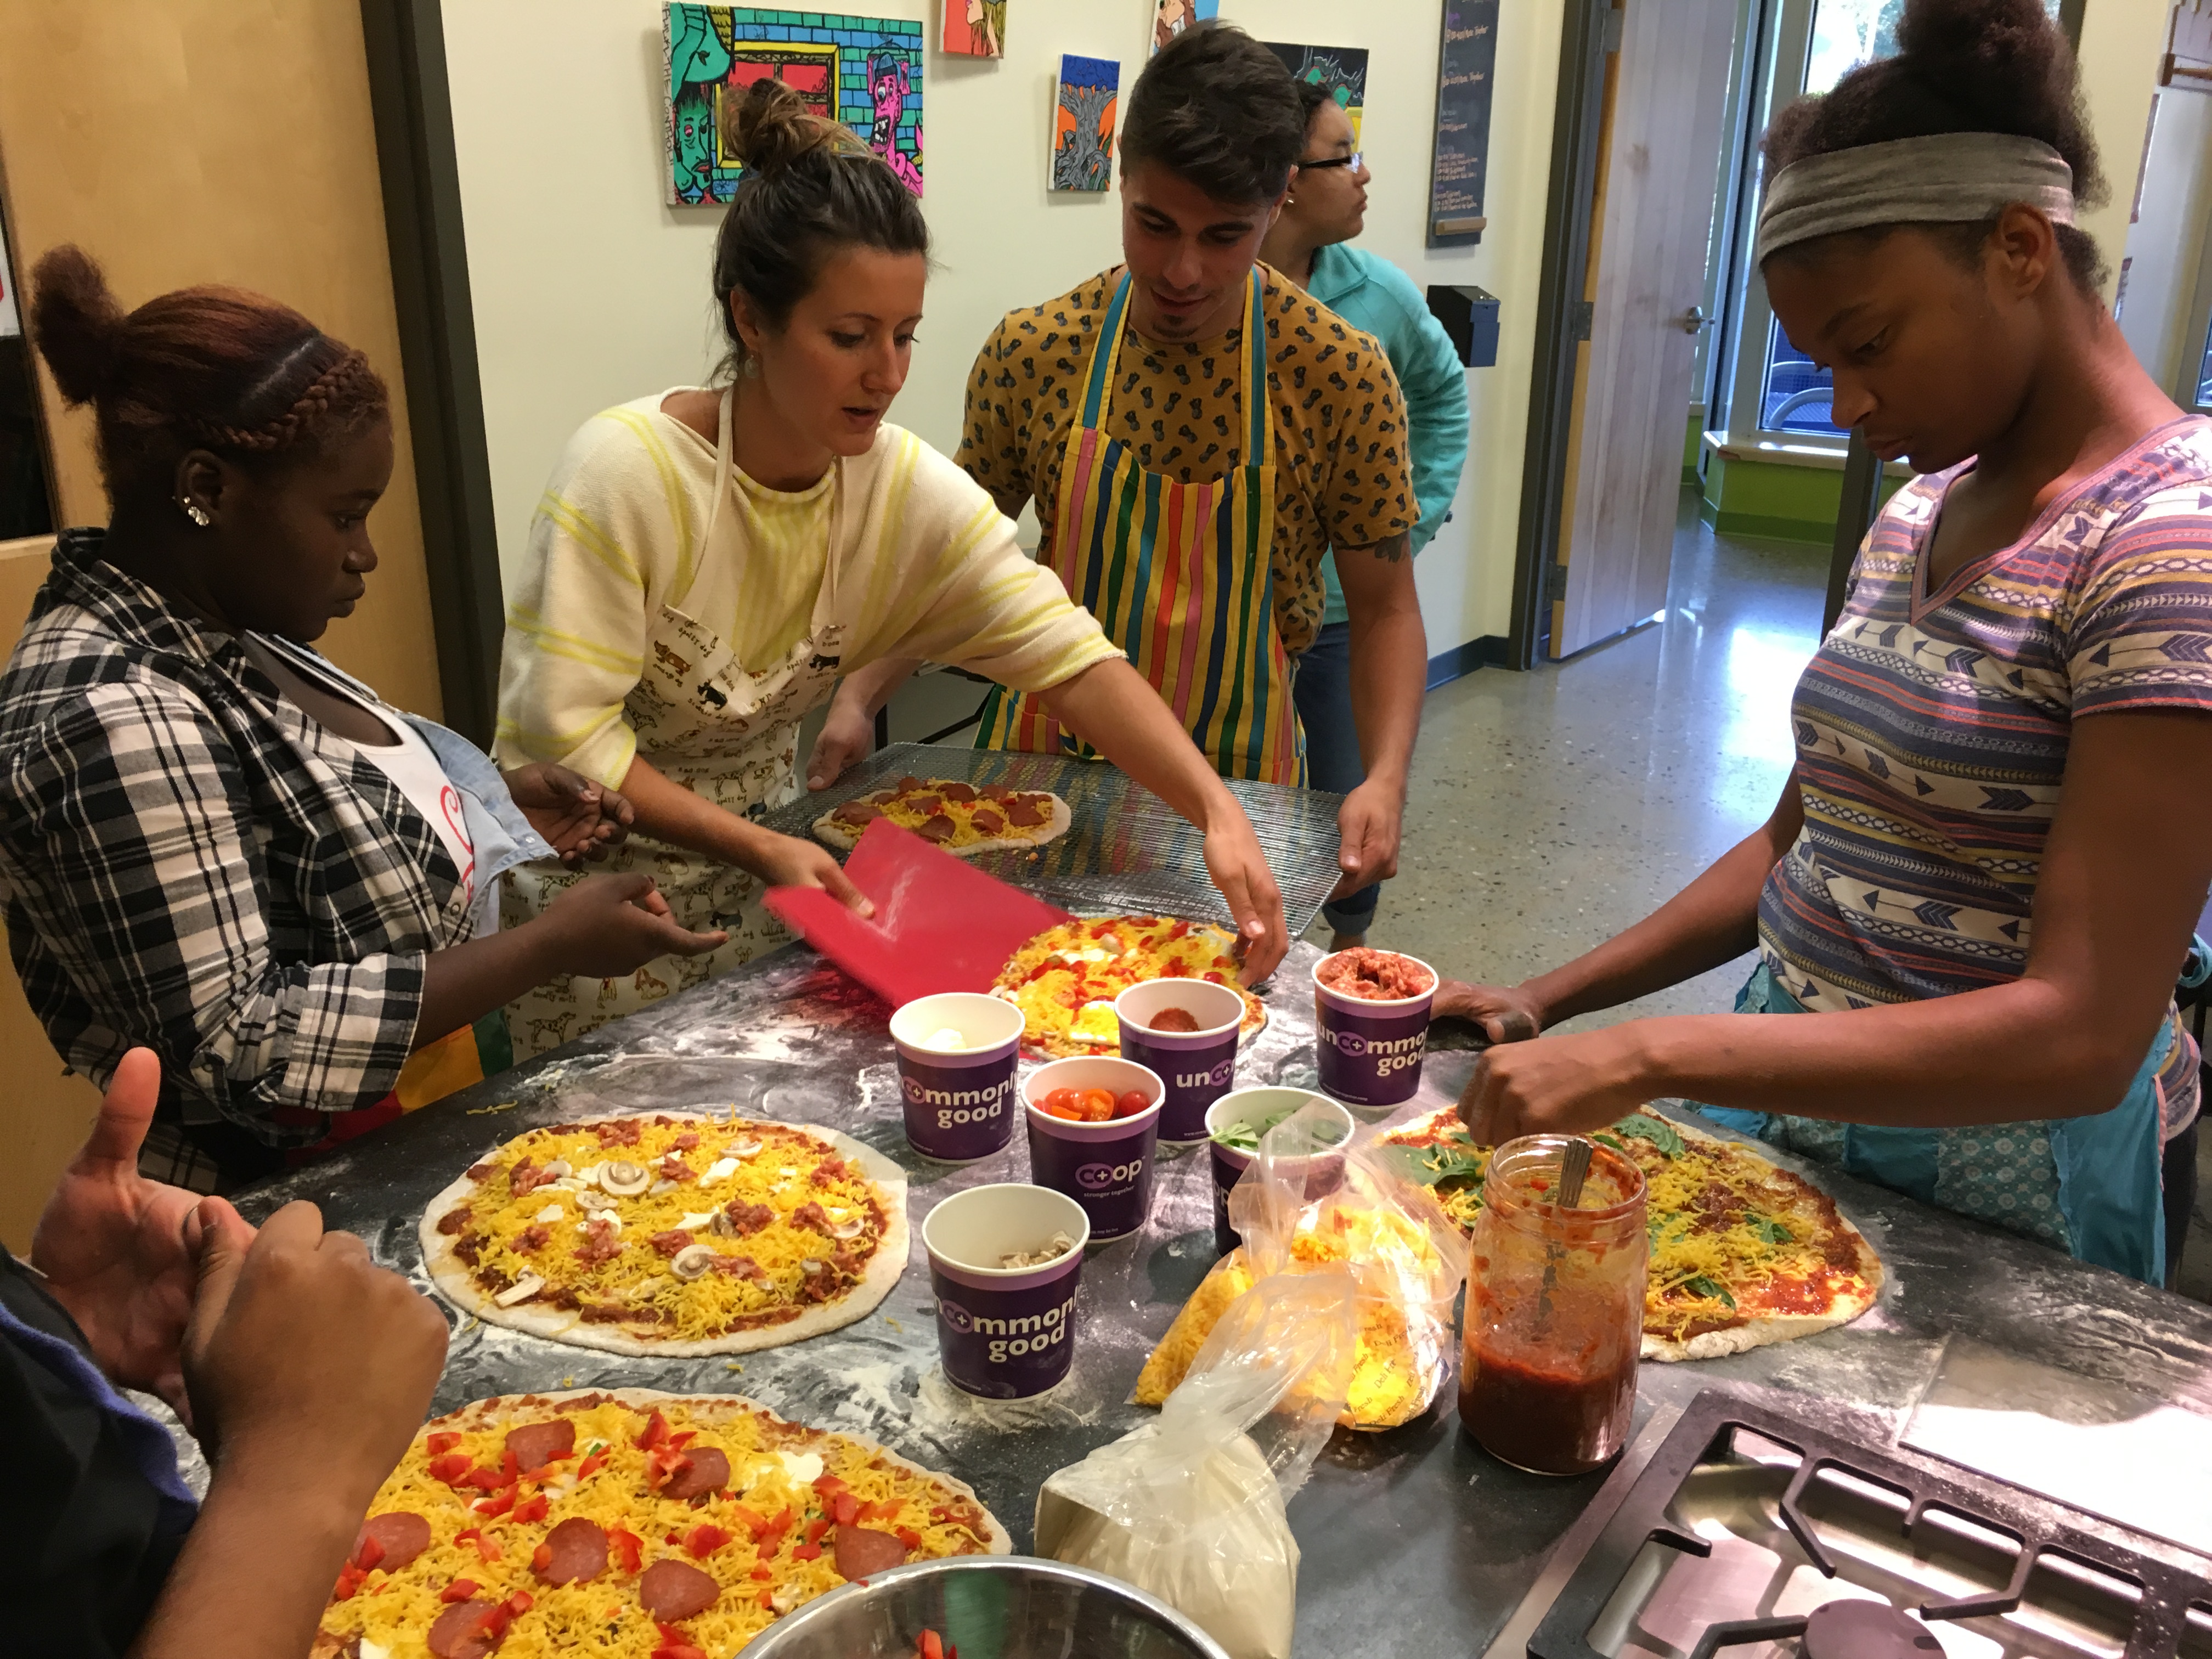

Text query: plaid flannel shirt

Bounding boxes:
[0,532,483,1170]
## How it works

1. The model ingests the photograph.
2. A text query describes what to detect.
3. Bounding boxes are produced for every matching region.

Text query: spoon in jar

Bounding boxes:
[1536,1136,1594,1324]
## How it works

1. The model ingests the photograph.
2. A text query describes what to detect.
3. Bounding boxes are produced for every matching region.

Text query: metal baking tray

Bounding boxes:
[758,742,1347,942]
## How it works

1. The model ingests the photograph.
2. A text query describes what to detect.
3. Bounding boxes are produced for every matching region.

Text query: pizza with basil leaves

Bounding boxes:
[1379,1105,1882,1361]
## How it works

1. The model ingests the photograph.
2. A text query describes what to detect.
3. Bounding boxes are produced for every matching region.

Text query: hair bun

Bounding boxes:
[722,76,837,177]
[1896,0,2073,131]
[27,244,129,408]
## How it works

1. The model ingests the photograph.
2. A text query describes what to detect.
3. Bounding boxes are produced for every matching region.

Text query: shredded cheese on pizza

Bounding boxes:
[821,776,1060,849]
[990,915,1263,1058]
[434,1115,889,1344]
[320,1395,994,1658]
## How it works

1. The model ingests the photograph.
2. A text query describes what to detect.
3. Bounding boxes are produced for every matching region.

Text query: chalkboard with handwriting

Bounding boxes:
[1427,0,1500,247]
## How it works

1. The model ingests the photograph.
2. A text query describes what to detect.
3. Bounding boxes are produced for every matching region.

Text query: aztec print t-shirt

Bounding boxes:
[1759,417,2212,1134]
[956,266,1416,657]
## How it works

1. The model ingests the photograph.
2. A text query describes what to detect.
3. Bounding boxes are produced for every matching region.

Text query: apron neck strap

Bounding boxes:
[1083,269,1271,468]
[702,383,845,616]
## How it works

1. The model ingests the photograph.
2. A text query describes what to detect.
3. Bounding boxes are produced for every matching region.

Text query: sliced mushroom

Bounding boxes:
[670,1245,719,1282]
[830,1218,867,1240]
[709,1210,737,1238]
[648,1178,678,1197]
[724,1138,764,1159]
[494,1272,545,1307]
[702,1156,740,1183]
[678,1210,720,1231]
[769,1587,796,1613]
[800,1259,825,1276]
[628,1274,671,1299]
[540,1159,572,1180]
[597,1160,651,1197]
[533,1203,566,1223]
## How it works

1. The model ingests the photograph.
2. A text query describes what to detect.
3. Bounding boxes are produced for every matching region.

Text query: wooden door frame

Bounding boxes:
[1505,0,1618,670]
[359,0,503,746]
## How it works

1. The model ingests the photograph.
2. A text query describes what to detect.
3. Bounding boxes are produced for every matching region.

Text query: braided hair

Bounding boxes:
[709,77,928,380]
[28,244,390,510]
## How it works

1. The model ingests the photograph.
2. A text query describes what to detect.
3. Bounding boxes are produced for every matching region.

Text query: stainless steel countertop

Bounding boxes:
[240,940,2212,1657]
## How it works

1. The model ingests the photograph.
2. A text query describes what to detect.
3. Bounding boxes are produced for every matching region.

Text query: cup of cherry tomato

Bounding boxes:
[1022,1056,1164,1242]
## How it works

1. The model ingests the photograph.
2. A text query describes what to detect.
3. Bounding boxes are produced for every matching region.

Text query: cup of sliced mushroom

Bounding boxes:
[921,1184,1091,1399]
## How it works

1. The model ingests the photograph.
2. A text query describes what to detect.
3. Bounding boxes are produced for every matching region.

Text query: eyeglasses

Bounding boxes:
[1297,151,1363,173]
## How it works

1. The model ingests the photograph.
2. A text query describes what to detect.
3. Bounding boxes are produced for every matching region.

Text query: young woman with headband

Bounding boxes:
[1442,0,2212,1283]
[494,78,1288,1052]
[0,249,723,1191]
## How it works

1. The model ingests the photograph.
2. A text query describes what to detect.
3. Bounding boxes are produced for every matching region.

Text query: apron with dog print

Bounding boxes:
[503,387,849,1057]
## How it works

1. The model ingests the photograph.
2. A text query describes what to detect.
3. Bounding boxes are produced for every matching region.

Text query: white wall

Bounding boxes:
[442,0,1564,655]
[2078,0,2179,307]
[2120,87,2212,391]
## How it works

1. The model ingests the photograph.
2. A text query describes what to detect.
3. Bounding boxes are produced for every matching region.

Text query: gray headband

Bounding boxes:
[1755,131,2074,264]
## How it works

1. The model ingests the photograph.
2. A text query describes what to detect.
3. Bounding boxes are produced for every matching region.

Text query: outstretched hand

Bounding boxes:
[30,1048,255,1420]
[504,763,636,867]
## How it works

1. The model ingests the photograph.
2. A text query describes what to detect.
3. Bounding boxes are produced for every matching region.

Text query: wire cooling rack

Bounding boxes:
[757,742,1347,942]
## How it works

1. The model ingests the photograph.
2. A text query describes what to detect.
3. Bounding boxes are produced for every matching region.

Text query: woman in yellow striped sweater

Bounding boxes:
[493,81,1286,1053]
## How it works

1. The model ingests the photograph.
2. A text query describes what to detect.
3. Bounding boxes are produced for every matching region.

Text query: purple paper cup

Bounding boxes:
[1203,1087,1356,1256]
[1312,950,1438,1106]
[1114,978,1248,1145]
[889,992,1026,1163]
[921,1183,1091,1399]
[1022,1056,1164,1242]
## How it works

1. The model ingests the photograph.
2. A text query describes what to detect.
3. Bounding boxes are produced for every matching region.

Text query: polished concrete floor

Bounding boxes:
[1339,500,2212,1302]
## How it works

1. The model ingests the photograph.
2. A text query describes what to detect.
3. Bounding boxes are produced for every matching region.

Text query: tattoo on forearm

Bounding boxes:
[1357,533,1412,565]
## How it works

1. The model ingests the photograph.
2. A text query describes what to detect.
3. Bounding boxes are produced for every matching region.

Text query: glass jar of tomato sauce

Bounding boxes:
[1459,1135,1646,1475]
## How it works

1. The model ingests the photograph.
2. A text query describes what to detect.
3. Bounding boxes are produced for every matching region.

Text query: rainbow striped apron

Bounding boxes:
[975,269,1305,784]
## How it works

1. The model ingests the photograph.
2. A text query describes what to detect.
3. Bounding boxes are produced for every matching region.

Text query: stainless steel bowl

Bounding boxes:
[731,1555,1233,1659]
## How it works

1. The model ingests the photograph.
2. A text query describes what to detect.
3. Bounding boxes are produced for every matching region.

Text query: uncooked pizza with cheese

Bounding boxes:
[989,914,1267,1058]
[312,1389,1009,1659]
[419,1114,907,1357]
[1379,1105,1883,1362]
[811,775,1071,856]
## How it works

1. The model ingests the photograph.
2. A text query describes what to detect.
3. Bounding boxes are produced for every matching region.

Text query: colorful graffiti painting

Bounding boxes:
[1261,41,1369,144]
[1051,54,1118,193]
[662,4,923,204]
[1150,0,1217,56]
[941,0,1005,58]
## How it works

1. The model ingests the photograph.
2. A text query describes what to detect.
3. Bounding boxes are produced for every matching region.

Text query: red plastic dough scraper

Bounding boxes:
[764,816,1072,1007]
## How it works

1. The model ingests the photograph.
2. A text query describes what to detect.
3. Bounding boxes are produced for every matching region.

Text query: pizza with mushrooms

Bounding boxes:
[1378,1104,1883,1362]
[312,1388,1009,1659]
[811,775,1071,856]
[989,914,1267,1058]
[419,1113,907,1356]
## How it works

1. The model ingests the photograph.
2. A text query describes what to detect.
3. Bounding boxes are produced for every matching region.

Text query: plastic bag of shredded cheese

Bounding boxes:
[1035,1268,1356,1659]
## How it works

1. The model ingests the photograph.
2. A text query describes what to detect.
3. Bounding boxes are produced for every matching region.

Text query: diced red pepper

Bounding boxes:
[501,1449,522,1483]
[748,1566,774,1582]
[458,1465,507,1492]
[426,1431,464,1456]
[895,1525,922,1549]
[635,1409,671,1449]
[730,1502,770,1541]
[511,1492,549,1525]
[441,1578,482,1604]
[454,1527,502,1564]
[1166,919,1192,940]
[831,1492,859,1526]
[608,1527,643,1575]
[1163,961,1189,977]
[792,1542,822,1561]
[332,1564,369,1601]
[533,1543,554,1572]
[427,1452,475,1486]
[759,1506,795,1549]
[667,1430,697,1451]
[473,1486,517,1517]
[919,1632,946,1659]
[478,1600,515,1640]
[577,1448,609,1480]
[665,1532,681,1546]
[352,1532,386,1572]
[811,1473,850,1498]
[803,1517,830,1545]
[685,1523,733,1559]
[646,1447,693,1491]
[757,1589,776,1611]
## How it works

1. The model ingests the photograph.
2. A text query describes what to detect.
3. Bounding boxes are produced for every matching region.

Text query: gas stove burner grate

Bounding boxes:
[1526,1386,2212,1659]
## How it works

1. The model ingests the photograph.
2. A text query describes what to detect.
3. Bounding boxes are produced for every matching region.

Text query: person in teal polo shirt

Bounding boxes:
[1261,80,1469,947]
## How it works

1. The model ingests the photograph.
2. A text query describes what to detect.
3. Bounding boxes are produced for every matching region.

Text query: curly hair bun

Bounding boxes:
[721,77,839,176]
[27,244,129,408]
[1894,0,2093,185]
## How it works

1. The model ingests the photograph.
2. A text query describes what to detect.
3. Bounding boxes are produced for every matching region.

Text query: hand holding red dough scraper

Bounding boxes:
[765,816,1073,1007]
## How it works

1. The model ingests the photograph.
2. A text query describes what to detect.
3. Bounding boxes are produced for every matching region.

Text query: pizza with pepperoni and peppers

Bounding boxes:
[312,1389,1009,1659]
[419,1114,907,1357]
[989,914,1267,1058]
[1379,1104,1883,1362]
[811,776,1071,856]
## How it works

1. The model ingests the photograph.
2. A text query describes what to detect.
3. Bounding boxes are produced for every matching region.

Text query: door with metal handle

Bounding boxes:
[1679,305,1717,335]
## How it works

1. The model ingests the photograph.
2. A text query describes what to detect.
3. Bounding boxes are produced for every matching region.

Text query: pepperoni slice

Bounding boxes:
[356,1511,431,1572]
[535,1516,608,1586]
[909,794,941,814]
[895,775,922,792]
[914,815,956,844]
[979,783,1011,802]
[970,808,1005,834]
[833,1523,910,1580]
[831,800,881,828]
[939,782,977,803]
[638,1558,721,1620]
[1005,798,1046,828]
[428,1600,500,1659]
[663,1445,730,1500]
[503,1419,575,1472]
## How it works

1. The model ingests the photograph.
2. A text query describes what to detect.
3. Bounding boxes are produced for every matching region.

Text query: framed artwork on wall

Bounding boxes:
[943,0,1005,58]
[1151,0,1217,57]
[1262,41,1369,144]
[662,3,924,204]
[1051,55,1119,193]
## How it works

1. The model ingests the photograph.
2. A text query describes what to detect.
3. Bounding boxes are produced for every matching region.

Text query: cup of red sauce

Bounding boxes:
[1459,1135,1647,1476]
[1022,1056,1164,1242]
[1312,947,1437,1106]
[1114,977,1248,1145]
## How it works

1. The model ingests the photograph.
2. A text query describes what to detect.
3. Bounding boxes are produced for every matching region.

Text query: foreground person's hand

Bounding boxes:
[536,872,728,975]
[806,694,876,791]
[1328,777,1404,902]
[748,828,876,918]
[1457,1024,1653,1145]
[1431,979,1544,1045]
[1202,811,1288,984]
[183,1200,447,1494]
[31,1047,255,1420]
[505,763,636,866]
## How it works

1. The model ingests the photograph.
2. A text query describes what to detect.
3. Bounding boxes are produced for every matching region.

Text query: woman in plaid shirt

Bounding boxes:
[0,249,723,1190]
